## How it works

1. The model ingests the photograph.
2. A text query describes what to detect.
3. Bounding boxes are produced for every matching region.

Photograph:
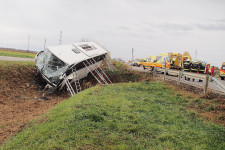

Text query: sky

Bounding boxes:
[0,0,225,66]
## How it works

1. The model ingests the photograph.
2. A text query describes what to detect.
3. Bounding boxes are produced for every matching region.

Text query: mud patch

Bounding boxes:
[0,65,69,145]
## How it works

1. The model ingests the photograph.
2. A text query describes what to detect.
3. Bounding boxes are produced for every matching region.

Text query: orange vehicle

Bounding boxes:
[219,62,225,80]
[143,55,156,70]
[137,58,147,67]
[152,54,166,68]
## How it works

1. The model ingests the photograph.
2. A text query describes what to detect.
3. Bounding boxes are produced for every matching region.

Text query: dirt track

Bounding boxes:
[0,66,69,145]
[0,56,34,61]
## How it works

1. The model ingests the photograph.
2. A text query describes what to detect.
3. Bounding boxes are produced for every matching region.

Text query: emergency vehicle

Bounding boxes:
[219,62,225,80]
[143,55,157,70]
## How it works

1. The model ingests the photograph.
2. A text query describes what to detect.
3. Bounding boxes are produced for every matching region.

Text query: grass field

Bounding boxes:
[1,82,224,149]
[0,60,35,68]
[0,50,36,58]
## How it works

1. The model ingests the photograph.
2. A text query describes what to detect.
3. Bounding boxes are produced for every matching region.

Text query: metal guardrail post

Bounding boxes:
[153,68,156,77]
[204,75,209,94]
[177,70,181,85]
[163,68,166,81]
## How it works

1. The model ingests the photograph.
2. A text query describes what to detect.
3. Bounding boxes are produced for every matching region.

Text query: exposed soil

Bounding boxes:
[0,65,69,145]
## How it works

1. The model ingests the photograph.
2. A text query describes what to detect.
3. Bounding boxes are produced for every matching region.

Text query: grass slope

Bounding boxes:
[1,82,225,149]
[0,50,36,58]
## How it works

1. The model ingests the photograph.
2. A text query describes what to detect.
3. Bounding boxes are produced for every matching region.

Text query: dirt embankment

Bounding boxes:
[0,66,69,145]
[0,63,153,145]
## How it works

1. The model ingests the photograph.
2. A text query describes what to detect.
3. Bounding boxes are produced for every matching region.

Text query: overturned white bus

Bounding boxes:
[35,42,114,96]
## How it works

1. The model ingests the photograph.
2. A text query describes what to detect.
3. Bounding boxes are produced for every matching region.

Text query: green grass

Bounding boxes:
[0,50,36,58]
[0,60,35,68]
[1,82,225,149]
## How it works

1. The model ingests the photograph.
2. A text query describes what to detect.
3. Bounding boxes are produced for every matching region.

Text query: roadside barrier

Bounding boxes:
[156,68,225,95]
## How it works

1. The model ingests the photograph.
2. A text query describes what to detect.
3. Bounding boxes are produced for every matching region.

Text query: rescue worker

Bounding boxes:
[211,66,215,76]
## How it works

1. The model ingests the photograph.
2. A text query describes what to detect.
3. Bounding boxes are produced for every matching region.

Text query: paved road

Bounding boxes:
[131,65,225,95]
[0,56,35,61]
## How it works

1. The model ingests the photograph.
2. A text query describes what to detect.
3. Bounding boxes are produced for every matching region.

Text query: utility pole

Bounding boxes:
[44,38,47,50]
[27,34,30,50]
[132,48,134,62]
[59,31,62,45]
[131,48,134,69]
[195,49,197,59]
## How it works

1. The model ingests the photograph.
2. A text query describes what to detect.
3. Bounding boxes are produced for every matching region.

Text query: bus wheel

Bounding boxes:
[221,77,224,80]
[143,66,146,70]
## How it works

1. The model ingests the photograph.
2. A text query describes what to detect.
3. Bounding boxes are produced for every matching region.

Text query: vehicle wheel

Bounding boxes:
[185,77,187,80]
[193,79,195,82]
[221,77,224,80]
[143,66,146,70]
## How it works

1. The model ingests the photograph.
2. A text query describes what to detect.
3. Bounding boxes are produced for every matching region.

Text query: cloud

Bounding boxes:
[0,0,225,66]
[157,23,194,32]
[143,22,225,33]
[195,23,225,31]
[209,19,225,23]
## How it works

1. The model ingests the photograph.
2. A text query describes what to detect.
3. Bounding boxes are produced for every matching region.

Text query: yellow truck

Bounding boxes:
[219,62,225,80]
[167,53,183,70]
[152,53,183,70]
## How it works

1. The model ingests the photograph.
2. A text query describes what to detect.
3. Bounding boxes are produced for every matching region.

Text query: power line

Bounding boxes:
[132,48,134,61]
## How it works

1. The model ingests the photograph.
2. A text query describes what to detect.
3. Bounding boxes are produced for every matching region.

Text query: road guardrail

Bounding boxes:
[155,68,224,94]
[212,77,225,93]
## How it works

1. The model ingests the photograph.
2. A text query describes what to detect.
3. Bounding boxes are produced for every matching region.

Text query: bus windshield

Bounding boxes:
[36,50,68,84]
